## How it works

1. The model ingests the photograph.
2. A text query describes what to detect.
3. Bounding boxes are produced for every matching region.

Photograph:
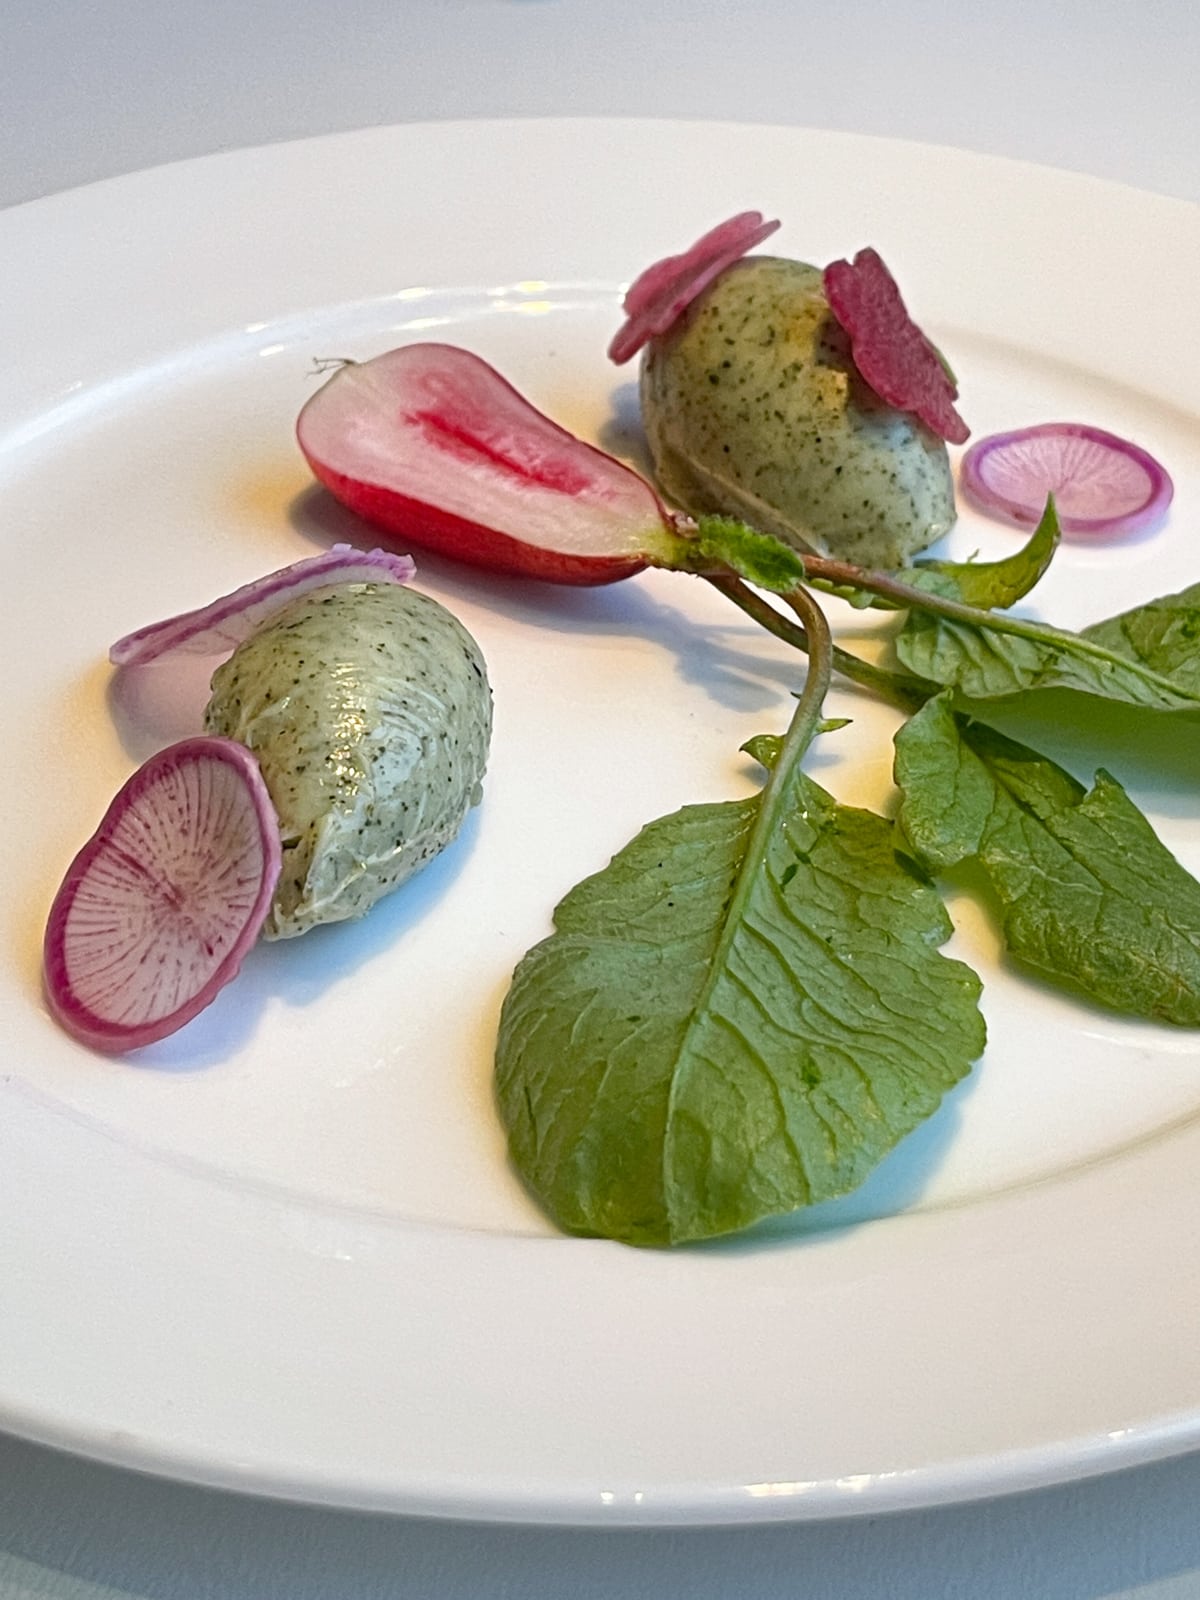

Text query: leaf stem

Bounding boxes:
[669,585,837,1142]
[704,573,932,713]
[796,553,1178,687]
[781,582,834,749]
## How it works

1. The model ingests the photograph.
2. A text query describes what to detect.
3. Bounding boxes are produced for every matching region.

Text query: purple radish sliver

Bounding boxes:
[607,211,781,365]
[43,737,282,1053]
[109,543,415,667]
[822,247,969,445]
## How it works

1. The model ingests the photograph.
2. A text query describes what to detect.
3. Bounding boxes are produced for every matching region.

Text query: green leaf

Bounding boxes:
[1079,579,1200,692]
[894,693,1200,1023]
[803,501,1061,614]
[495,743,986,1246]
[742,719,849,773]
[907,496,1060,609]
[894,599,1200,711]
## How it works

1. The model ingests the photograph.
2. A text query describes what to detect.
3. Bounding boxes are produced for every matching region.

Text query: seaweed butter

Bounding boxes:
[204,581,492,939]
[639,255,956,568]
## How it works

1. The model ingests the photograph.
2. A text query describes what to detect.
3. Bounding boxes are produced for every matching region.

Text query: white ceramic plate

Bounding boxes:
[2,120,1199,1526]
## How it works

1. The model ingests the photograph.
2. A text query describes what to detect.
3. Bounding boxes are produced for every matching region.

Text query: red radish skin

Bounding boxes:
[607,211,781,365]
[43,738,282,1054]
[823,247,969,445]
[959,422,1173,538]
[296,343,682,586]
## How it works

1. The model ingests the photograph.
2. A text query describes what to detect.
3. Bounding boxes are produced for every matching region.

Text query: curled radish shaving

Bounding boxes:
[109,544,415,668]
[960,423,1173,538]
[43,737,282,1053]
[297,342,681,585]
[822,247,969,445]
[607,211,781,365]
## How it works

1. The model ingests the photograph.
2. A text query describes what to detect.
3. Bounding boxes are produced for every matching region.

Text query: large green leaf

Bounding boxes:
[894,693,1200,1023]
[1079,579,1200,692]
[894,600,1200,711]
[495,758,985,1247]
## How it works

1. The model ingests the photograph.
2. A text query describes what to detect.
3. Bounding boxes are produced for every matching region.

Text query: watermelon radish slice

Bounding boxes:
[823,247,969,445]
[43,737,282,1053]
[296,343,681,585]
[959,422,1173,538]
[607,210,781,365]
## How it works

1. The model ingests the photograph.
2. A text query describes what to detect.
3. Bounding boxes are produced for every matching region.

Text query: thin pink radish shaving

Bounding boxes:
[960,423,1173,538]
[110,544,414,668]
[607,211,781,365]
[822,247,969,444]
[43,737,282,1054]
[297,343,678,585]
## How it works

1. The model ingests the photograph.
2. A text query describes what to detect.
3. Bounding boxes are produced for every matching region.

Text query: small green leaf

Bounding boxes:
[691,515,808,592]
[742,719,849,772]
[895,694,1200,1023]
[496,726,985,1246]
[803,501,1060,615]
[741,732,784,770]
[909,497,1060,609]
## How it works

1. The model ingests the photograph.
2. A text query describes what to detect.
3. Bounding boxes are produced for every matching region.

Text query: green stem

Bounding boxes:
[778,582,833,747]
[779,590,935,712]
[795,553,1157,685]
[705,573,932,713]
[677,584,834,1051]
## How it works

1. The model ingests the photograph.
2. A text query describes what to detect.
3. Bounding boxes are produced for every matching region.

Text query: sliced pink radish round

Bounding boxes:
[110,543,414,668]
[822,247,969,445]
[607,210,781,365]
[296,343,680,586]
[44,737,282,1053]
[960,422,1173,537]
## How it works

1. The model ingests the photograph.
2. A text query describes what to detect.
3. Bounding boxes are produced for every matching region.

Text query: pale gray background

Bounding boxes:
[4,1,1200,1595]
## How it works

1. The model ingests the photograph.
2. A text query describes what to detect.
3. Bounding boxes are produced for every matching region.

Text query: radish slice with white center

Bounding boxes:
[296,343,681,585]
[960,423,1173,538]
[43,737,282,1054]
[109,544,415,668]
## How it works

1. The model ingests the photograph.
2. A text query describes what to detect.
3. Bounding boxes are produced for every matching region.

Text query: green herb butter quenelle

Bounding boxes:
[639,256,956,568]
[205,581,492,939]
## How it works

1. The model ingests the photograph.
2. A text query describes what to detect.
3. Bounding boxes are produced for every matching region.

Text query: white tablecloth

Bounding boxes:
[4,2,1199,1595]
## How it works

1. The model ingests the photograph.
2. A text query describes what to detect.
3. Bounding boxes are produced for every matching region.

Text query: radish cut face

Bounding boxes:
[296,343,680,585]
[959,422,1173,537]
[43,737,282,1053]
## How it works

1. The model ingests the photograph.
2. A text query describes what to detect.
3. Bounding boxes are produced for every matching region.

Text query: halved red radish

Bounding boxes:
[43,737,282,1053]
[110,544,414,668]
[296,343,682,585]
[822,247,969,445]
[607,210,781,365]
[959,422,1173,538]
